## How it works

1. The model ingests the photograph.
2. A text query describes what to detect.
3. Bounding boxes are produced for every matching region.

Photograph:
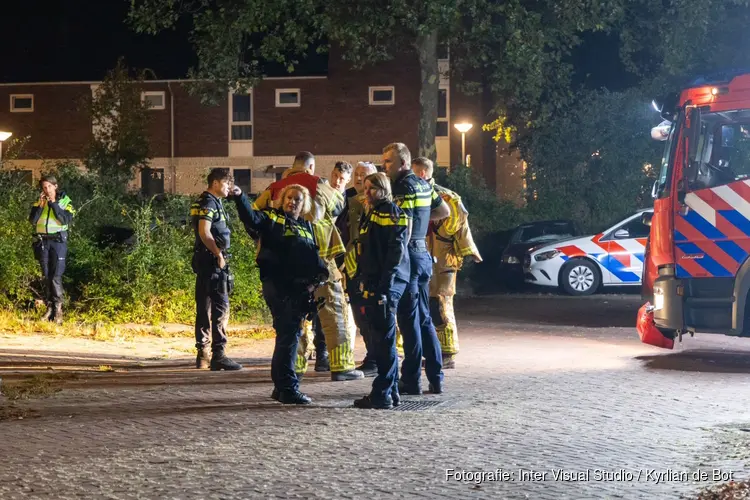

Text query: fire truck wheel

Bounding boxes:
[560,258,601,296]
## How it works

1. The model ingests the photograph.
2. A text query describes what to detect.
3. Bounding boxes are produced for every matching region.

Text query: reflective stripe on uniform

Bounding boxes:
[35,195,74,234]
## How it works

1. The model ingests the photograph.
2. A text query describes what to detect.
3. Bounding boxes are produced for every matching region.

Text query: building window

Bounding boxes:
[141,168,165,196]
[230,91,253,141]
[436,88,449,137]
[275,89,301,108]
[10,94,34,113]
[369,86,395,106]
[141,91,166,110]
[7,169,33,185]
[233,168,252,194]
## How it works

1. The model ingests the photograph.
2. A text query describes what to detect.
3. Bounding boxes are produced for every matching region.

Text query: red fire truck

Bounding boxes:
[638,70,750,349]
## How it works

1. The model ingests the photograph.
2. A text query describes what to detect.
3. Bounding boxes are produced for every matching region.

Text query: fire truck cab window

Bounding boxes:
[687,111,750,191]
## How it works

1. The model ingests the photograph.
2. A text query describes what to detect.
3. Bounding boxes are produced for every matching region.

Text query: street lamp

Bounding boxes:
[454,122,473,166]
[0,131,12,163]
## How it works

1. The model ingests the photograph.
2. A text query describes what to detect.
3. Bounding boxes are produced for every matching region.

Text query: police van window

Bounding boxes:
[618,217,650,239]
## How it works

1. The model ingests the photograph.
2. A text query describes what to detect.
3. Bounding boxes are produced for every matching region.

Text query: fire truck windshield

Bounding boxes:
[655,120,677,198]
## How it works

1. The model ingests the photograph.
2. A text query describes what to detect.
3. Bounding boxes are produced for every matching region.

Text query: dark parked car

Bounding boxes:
[499,220,581,289]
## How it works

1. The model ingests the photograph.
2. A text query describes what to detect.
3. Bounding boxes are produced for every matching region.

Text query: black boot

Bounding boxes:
[210,348,243,371]
[428,380,443,394]
[278,389,312,405]
[314,350,330,372]
[196,347,211,369]
[398,380,422,395]
[391,386,401,407]
[40,303,54,322]
[53,303,63,325]
[355,360,378,378]
[271,388,280,401]
[353,394,393,410]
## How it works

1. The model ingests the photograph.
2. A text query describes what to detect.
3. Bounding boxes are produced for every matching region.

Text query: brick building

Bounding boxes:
[0,50,518,198]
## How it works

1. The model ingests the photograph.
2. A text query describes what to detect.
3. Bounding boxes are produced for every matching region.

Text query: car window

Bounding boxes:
[615,217,650,239]
[512,222,576,244]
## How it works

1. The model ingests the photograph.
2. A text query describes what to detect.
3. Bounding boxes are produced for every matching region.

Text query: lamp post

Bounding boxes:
[0,131,12,163]
[454,122,473,166]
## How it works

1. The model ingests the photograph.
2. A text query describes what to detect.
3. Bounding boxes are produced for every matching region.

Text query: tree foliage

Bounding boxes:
[127,0,621,159]
[85,59,153,188]
[522,88,661,232]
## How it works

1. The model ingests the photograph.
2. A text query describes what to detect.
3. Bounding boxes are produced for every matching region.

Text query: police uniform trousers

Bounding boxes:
[194,269,230,350]
[397,240,444,388]
[32,234,68,307]
[263,280,306,392]
[364,290,401,402]
[347,277,377,368]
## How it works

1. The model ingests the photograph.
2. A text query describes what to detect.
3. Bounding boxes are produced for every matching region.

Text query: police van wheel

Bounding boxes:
[560,259,600,296]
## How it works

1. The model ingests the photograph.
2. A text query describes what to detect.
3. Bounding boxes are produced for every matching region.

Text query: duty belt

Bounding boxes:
[407,239,427,250]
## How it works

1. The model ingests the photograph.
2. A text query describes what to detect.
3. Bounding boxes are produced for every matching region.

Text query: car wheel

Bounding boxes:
[560,258,601,296]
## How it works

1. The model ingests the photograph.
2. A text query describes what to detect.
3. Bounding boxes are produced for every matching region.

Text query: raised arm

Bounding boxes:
[232,191,269,234]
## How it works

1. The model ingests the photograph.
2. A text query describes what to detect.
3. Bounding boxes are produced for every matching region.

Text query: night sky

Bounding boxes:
[1,1,633,90]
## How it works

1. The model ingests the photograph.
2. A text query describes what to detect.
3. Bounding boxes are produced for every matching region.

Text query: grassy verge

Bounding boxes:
[0,309,275,342]
[1,373,78,402]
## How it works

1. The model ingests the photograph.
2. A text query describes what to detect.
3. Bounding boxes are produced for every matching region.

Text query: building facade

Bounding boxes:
[0,51,507,196]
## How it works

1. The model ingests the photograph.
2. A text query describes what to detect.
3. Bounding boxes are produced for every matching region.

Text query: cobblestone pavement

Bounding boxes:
[2,294,750,499]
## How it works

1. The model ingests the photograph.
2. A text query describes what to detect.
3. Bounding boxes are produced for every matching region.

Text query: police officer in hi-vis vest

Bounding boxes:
[29,175,75,324]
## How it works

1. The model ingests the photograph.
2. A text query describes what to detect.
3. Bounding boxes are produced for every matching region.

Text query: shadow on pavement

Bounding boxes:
[456,295,641,328]
[637,349,750,373]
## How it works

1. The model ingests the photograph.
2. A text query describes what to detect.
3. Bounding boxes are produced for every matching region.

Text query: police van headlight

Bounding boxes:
[653,288,664,311]
[534,250,561,262]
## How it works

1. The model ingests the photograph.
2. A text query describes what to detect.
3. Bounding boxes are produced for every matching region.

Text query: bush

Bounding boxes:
[0,163,268,324]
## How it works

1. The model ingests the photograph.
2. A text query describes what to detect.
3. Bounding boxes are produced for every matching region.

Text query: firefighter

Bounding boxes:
[29,175,75,324]
[232,183,328,405]
[254,152,363,381]
[190,168,243,371]
[383,143,450,394]
[353,172,408,409]
[341,161,379,376]
[412,157,482,368]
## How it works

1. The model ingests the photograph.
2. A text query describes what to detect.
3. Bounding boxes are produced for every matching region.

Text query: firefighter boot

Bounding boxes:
[442,354,456,370]
[315,349,330,372]
[196,347,211,369]
[53,303,63,325]
[40,303,54,322]
[331,369,364,381]
[210,347,243,371]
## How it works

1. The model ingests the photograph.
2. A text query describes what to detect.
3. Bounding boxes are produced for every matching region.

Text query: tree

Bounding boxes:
[522,87,661,232]
[127,0,619,161]
[86,59,152,189]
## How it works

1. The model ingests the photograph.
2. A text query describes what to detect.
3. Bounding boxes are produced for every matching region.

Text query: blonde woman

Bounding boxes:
[231,183,329,405]
[353,173,409,409]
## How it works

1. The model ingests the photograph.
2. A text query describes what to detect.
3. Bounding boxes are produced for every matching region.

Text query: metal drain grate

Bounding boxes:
[392,400,445,412]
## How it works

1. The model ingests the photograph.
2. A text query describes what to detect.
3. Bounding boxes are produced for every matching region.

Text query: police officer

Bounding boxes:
[343,161,379,376]
[353,172,408,409]
[29,175,75,324]
[412,157,482,369]
[383,143,450,394]
[190,168,242,371]
[254,152,363,382]
[232,182,329,405]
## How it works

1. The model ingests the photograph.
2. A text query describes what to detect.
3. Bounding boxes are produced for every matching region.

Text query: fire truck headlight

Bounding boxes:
[535,250,561,261]
[653,288,664,311]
